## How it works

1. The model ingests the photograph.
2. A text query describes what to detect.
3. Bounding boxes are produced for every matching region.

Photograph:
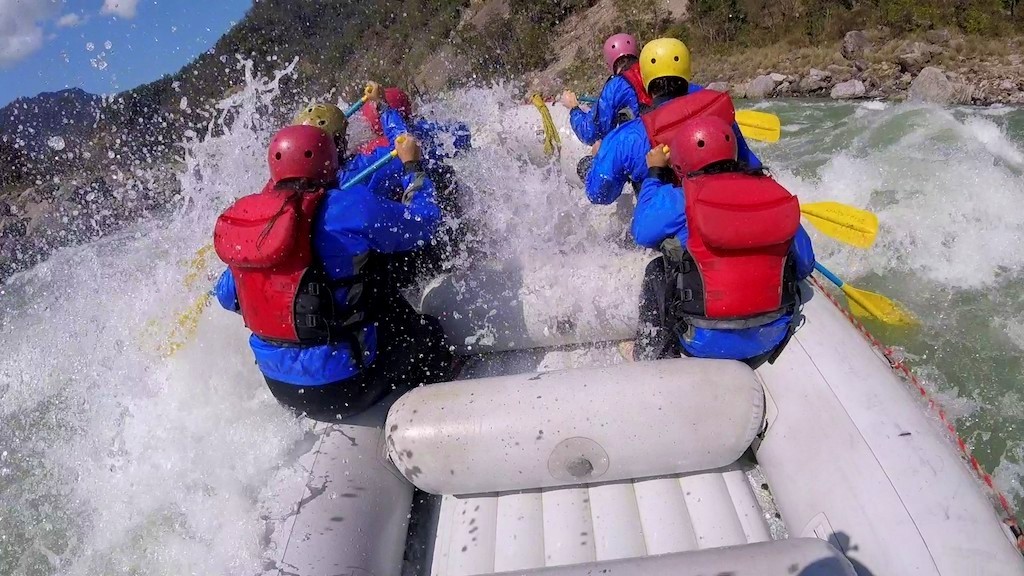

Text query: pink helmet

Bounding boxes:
[603,33,639,73]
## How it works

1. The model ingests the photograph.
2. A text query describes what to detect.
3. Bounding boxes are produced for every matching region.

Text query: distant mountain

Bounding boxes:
[0,88,102,154]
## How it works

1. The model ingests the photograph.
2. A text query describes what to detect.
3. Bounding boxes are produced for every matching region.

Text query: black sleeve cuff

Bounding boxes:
[576,155,594,181]
[404,160,424,174]
[647,166,674,182]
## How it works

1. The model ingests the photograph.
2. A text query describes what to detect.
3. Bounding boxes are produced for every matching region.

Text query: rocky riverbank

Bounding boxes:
[0,170,180,282]
[695,29,1024,105]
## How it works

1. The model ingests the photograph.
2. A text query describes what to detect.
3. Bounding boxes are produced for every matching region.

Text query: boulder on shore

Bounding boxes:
[908,67,954,104]
[705,81,730,93]
[841,30,870,60]
[925,28,952,46]
[831,79,866,99]
[745,75,778,99]
[798,76,828,93]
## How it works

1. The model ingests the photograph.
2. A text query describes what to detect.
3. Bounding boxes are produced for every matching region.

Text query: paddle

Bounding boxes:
[734,110,781,143]
[814,262,918,326]
[344,84,376,117]
[800,202,879,249]
[340,135,408,190]
[576,95,781,143]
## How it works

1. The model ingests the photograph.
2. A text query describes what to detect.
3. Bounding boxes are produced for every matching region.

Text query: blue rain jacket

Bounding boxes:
[215,168,441,386]
[338,106,411,199]
[632,175,815,360]
[410,118,471,167]
[569,75,641,145]
[584,85,763,205]
[345,114,471,201]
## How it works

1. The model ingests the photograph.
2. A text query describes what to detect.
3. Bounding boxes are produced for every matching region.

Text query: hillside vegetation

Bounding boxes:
[2,0,1024,282]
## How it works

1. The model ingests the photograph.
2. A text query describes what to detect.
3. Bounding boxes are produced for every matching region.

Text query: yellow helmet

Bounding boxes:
[293,103,347,141]
[639,38,692,90]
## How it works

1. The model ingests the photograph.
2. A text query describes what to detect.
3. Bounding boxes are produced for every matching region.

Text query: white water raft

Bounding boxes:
[262,261,1024,576]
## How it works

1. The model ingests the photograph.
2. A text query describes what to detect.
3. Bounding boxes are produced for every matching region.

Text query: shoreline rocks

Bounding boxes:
[698,29,1024,105]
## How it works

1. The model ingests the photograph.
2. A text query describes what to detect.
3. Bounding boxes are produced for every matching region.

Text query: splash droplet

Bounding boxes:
[46,136,66,151]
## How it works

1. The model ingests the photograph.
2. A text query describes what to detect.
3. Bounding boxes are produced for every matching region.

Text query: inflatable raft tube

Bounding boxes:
[418,255,649,354]
[260,398,414,576]
[755,287,1024,575]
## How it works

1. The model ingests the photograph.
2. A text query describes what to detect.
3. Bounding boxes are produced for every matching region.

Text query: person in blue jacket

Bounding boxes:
[581,38,762,206]
[213,121,453,420]
[359,87,471,216]
[561,32,651,146]
[354,86,473,285]
[297,88,468,288]
[628,116,815,368]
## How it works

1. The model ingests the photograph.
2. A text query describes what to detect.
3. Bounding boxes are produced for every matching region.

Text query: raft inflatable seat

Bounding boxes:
[487,539,855,576]
[385,358,764,495]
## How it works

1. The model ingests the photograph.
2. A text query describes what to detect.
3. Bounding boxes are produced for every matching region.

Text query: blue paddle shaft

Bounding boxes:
[814,262,845,289]
[340,151,396,191]
[344,97,367,118]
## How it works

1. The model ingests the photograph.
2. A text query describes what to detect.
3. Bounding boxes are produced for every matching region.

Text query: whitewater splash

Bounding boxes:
[3,69,1024,574]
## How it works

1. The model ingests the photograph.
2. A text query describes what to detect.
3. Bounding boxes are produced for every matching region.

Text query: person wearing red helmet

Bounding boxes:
[358,87,470,163]
[358,87,414,155]
[356,86,473,286]
[211,120,454,419]
[358,86,471,201]
[627,116,816,367]
[561,33,653,146]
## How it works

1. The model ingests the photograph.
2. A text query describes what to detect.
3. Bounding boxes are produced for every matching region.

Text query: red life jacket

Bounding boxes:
[671,172,801,327]
[642,89,736,148]
[357,135,389,157]
[619,62,653,108]
[213,183,367,345]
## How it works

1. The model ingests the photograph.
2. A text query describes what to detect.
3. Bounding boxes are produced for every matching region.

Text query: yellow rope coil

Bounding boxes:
[530,94,561,157]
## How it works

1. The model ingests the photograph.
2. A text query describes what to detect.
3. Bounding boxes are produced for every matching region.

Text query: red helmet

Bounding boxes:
[669,117,738,177]
[361,87,413,135]
[266,125,339,184]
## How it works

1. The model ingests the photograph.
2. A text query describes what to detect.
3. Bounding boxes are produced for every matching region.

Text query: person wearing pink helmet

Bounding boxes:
[627,116,816,367]
[560,33,653,146]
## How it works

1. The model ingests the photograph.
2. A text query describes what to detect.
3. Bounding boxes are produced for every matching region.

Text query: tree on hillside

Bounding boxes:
[0,138,27,190]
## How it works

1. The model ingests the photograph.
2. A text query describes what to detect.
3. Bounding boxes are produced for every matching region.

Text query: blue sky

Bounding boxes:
[0,0,253,107]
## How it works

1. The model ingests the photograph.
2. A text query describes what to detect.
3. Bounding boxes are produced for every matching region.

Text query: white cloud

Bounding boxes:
[0,0,59,68]
[101,0,139,19]
[57,13,84,28]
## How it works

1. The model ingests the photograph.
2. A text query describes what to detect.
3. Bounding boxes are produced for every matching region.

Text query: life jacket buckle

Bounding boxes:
[305,314,318,328]
[308,282,320,296]
[681,288,693,302]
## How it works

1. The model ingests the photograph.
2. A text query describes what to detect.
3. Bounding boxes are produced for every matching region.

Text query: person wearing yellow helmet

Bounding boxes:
[580,37,762,206]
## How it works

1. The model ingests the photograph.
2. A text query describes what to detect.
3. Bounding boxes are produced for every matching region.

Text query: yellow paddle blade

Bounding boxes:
[735,109,781,143]
[801,202,879,249]
[842,283,918,326]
